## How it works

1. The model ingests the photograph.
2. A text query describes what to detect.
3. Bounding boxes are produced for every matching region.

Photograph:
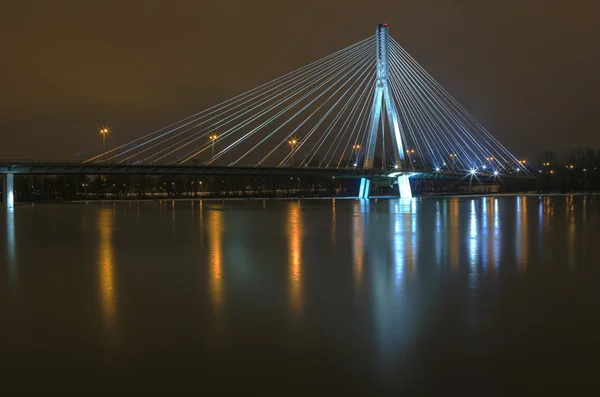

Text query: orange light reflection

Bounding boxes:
[97,208,117,337]
[287,201,303,314]
[209,208,224,314]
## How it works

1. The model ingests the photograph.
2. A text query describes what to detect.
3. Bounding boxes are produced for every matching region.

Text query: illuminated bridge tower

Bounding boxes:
[358,23,412,199]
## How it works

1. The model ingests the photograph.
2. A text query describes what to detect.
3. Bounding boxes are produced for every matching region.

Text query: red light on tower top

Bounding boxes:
[383,22,388,27]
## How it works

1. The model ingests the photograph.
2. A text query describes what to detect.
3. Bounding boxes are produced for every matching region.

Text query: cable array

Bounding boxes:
[86,34,525,176]
[388,39,524,174]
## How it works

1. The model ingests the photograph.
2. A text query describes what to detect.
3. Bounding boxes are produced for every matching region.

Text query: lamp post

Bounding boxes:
[100,127,110,149]
[449,153,456,170]
[209,133,218,158]
[100,127,110,161]
[519,159,527,170]
[352,144,361,166]
[288,138,298,166]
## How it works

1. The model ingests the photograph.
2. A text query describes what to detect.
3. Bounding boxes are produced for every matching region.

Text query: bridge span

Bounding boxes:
[1,161,533,208]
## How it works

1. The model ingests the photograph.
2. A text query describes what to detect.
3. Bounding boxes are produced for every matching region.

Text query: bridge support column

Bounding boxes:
[358,178,371,199]
[397,174,412,199]
[2,173,14,209]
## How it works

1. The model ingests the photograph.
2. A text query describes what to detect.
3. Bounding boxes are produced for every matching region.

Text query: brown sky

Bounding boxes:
[1,0,599,160]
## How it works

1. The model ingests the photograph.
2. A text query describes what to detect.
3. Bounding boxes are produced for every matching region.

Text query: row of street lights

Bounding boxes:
[98,129,529,171]
[99,128,362,167]
[99,127,219,159]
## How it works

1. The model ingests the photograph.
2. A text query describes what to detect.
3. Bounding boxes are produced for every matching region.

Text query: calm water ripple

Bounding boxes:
[1,196,599,394]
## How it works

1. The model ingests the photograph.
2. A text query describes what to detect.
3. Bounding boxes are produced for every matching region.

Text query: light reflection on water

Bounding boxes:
[352,201,364,290]
[287,200,303,314]
[5,208,16,298]
[209,207,224,315]
[494,198,501,267]
[97,207,117,339]
[1,196,599,392]
[449,198,459,270]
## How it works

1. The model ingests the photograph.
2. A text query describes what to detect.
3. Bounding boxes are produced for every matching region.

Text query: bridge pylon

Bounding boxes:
[360,24,412,199]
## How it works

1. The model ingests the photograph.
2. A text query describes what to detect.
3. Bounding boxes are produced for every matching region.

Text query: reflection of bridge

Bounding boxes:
[2,24,527,208]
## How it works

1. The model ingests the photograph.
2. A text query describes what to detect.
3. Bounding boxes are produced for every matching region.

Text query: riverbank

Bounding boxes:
[4,190,597,207]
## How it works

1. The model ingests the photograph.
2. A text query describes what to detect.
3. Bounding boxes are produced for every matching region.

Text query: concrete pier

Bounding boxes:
[2,173,14,209]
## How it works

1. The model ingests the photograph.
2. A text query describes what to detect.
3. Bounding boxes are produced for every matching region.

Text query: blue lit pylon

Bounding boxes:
[362,24,412,199]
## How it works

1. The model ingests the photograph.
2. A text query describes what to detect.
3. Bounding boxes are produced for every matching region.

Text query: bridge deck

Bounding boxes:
[0,162,390,178]
[0,162,535,182]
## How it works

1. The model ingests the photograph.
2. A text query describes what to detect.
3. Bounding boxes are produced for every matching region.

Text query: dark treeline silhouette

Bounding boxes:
[12,174,355,202]
[532,148,599,193]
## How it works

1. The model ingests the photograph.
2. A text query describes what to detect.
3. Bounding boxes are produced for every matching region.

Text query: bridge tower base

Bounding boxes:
[2,173,14,209]
[358,178,371,199]
[397,175,412,199]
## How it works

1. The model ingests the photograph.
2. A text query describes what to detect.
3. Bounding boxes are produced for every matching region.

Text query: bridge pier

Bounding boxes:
[397,175,412,199]
[358,178,371,199]
[2,173,14,209]
[358,175,412,199]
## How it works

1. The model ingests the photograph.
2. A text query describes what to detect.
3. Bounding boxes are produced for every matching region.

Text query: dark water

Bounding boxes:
[1,196,600,394]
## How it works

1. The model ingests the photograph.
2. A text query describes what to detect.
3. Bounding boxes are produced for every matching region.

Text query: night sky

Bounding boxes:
[1,0,598,160]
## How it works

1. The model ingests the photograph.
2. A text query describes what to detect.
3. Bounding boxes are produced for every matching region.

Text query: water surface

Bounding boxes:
[1,196,599,394]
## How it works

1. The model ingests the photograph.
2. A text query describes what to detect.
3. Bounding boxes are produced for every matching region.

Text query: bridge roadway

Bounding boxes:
[0,161,527,179]
[1,162,391,178]
[1,161,533,208]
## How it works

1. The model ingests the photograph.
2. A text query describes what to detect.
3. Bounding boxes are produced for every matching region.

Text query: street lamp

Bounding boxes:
[288,138,298,166]
[209,133,218,157]
[100,127,110,150]
[449,153,456,169]
[352,144,361,165]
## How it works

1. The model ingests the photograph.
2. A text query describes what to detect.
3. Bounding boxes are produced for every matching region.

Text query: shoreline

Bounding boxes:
[7,191,599,206]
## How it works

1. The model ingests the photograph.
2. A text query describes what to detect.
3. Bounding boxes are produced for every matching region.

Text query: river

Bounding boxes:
[1,196,599,394]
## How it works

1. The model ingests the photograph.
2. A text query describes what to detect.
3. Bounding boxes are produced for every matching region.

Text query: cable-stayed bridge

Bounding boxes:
[2,24,528,208]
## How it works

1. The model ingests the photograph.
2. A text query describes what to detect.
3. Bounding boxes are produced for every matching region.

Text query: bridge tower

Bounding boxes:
[359,24,412,199]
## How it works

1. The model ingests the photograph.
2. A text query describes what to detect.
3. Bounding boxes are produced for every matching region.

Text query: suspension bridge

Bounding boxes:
[2,24,528,208]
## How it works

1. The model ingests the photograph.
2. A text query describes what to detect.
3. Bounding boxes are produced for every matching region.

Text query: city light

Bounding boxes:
[435,167,440,172]
[494,171,499,176]
[209,132,218,157]
[99,126,110,150]
[288,138,299,166]
[352,144,361,165]
[470,169,477,175]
